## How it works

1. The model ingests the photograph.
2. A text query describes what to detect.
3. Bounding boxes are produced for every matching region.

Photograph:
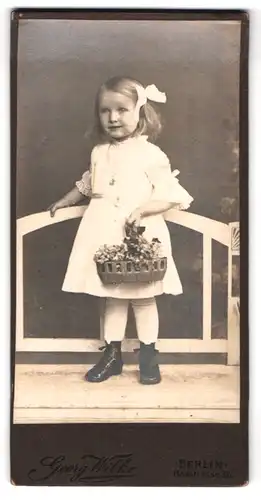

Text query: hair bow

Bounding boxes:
[136,84,167,108]
[145,84,167,103]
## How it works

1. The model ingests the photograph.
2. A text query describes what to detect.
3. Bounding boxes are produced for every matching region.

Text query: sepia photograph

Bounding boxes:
[13,14,241,425]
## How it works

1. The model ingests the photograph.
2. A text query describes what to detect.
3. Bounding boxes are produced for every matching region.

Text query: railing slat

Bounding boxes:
[17,206,87,236]
[17,207,230,246]
[99,298,106,341]
[15,338,227,353]
[203,234,212,341]
[16,229,24,350]
[165,208,229,246]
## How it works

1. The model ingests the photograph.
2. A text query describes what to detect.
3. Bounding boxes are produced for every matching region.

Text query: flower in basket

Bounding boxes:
[94,222,167,284]
[94,243,128,264]
[94,222,164,264]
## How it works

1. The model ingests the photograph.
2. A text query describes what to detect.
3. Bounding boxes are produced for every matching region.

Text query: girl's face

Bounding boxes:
[99,90,139,140]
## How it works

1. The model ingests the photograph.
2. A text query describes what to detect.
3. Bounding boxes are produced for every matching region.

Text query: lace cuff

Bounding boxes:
[75,170,92,197]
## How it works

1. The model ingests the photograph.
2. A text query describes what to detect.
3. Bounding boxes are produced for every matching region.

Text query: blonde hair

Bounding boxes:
[90,76,163,143]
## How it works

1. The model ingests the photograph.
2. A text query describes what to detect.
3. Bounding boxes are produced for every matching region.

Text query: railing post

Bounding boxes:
[227,222,240,365]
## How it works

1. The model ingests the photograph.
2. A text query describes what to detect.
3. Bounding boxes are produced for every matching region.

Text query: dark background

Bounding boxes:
[16,19,240,341]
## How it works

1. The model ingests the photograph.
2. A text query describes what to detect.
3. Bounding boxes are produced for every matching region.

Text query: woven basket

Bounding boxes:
[96,257,167,284]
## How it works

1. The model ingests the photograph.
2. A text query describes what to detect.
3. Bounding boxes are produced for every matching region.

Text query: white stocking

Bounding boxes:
[103,298,129,343]
[131,297,159,344]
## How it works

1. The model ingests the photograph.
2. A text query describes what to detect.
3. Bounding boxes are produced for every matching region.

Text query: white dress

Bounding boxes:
[62,136,193,299]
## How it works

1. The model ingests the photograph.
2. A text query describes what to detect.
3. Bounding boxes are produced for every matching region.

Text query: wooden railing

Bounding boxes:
[16,207,240,365]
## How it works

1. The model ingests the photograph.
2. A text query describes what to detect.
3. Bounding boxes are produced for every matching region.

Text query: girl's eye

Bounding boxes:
[100,108,110,113]
[119,107,128,112]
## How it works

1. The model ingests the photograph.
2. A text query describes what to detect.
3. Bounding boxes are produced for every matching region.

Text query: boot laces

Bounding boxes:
[93,343,116,371]
[99,345,108,352]
[99,343,120,353]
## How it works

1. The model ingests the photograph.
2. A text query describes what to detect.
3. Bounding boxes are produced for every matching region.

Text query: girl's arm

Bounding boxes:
[48,187,86,218]
[127,201,176,225]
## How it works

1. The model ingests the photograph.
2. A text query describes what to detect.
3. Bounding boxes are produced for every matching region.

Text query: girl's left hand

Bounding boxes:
[127,208,142,226]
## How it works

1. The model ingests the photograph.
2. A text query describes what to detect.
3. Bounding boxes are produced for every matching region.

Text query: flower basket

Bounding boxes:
[94,222,167,285]
[96,257,167,284]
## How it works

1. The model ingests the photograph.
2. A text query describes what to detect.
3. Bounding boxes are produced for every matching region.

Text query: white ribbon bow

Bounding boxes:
[145,84,167,103]
[136,84,167,108]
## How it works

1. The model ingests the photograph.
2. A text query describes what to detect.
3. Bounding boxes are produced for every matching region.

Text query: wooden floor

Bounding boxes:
[13,364,240,424]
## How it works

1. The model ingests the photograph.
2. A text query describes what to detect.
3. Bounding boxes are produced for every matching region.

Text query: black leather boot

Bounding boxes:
[85,341,123,382]
[138,342,161,385]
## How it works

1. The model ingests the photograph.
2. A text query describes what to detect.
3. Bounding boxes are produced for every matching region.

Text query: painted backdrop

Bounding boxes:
[16,19,240,342]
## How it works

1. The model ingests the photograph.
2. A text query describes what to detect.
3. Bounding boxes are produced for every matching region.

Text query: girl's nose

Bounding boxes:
[109,110,119,123]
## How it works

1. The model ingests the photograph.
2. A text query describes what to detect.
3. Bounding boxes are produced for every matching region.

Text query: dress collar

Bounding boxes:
[107,135,148,148]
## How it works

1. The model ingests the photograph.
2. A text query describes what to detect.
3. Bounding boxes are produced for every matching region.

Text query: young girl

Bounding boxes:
[49,76,193,385]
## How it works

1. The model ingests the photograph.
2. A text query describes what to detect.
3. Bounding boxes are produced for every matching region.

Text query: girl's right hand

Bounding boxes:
[47,200,66,218]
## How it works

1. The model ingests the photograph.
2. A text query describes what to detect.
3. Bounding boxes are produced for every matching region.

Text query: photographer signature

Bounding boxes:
[28,454,136,483]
